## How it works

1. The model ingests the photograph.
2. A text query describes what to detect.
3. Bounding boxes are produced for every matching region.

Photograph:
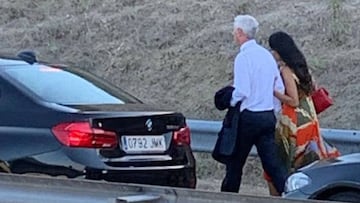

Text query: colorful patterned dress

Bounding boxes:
[275,95,340,172]
[265,74,340,181]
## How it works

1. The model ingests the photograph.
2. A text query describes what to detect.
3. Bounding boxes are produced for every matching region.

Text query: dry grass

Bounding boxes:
[1,0,359,129]
[194,152,269,194]
[327,0,351,45]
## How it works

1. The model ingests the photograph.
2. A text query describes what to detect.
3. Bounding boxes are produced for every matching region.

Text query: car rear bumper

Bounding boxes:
[10,147,196,188]
[86,166,197,188]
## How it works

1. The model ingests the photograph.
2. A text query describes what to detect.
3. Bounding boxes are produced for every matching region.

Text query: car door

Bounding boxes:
[0,74,61,161]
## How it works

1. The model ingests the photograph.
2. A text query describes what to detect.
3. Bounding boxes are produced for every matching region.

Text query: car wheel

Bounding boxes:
[327,191,360,202]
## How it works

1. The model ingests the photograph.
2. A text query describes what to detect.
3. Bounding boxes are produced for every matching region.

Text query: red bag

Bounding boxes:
[311,87,333,114]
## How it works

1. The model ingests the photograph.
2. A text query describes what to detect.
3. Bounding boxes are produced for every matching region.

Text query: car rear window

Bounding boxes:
[3,65,140,105]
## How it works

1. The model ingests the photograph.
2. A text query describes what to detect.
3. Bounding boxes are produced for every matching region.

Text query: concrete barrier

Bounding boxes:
[0,173,333,203]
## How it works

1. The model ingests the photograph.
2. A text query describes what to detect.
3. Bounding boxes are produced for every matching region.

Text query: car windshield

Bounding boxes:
[4,65,140,105]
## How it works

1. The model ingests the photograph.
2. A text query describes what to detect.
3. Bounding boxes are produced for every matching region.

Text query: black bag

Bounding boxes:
[212,104,240,164]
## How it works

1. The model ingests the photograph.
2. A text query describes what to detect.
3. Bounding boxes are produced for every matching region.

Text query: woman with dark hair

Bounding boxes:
[265,31,340,196]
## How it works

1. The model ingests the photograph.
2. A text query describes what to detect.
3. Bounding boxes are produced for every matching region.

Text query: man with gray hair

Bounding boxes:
[220,15,287,194]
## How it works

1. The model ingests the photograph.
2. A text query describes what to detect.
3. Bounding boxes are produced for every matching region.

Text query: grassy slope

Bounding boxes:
[1,0,359,129]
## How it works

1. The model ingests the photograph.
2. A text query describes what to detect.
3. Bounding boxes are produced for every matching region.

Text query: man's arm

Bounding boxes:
[230,54,251,106]
[273,68,285,113]
[274,70,285,94]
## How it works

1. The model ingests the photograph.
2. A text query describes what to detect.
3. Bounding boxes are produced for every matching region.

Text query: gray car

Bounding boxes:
[283,153,360,202]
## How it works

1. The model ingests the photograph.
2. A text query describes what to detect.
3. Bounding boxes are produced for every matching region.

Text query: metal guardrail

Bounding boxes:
[187,119,360,155]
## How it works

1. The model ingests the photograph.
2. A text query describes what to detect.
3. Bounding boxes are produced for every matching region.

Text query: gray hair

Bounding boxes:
[233,15,259,39]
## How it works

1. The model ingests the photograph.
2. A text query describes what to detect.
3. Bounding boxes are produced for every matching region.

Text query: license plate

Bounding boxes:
[121,135,166,153]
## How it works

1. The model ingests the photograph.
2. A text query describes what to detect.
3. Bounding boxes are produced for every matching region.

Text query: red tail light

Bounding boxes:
[52,122,118,148]
[173,126,191,145]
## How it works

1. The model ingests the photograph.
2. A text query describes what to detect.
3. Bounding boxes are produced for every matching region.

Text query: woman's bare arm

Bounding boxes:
[274,66,299,107]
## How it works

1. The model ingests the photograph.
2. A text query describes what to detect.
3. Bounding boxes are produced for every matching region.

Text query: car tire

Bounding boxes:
[327,191,360,202]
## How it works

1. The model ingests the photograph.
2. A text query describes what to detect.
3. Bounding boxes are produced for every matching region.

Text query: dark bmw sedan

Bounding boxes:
[0,52,196,188]
[283,153,360,202]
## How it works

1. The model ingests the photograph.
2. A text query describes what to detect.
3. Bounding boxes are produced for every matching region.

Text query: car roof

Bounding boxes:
[0,59,30,68]
[0,55,32,65]
[0,51,50,70]
[0,56,66,72]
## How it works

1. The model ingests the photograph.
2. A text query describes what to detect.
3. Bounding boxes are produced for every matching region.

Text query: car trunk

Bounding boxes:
[65,104,189,166]
[94,113,188,167]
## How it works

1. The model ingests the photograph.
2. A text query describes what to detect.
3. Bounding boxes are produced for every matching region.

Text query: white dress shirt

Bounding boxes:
[230,39,284,112]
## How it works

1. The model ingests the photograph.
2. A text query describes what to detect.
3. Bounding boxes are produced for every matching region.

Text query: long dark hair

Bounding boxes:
[269,31,313,95]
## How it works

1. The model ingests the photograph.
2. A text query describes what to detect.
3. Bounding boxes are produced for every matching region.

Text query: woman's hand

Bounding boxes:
[274,90,299,107]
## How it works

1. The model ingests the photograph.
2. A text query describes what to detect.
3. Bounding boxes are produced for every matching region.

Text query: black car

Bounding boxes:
[283,153,360,202]
[0,52,196,188]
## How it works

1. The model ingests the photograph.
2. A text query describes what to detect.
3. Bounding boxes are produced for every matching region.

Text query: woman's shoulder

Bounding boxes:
[281,66,299,84]
[279,64,290,72]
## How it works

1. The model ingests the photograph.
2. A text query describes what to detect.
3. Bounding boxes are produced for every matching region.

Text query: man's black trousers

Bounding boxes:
[221,109,288,194]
